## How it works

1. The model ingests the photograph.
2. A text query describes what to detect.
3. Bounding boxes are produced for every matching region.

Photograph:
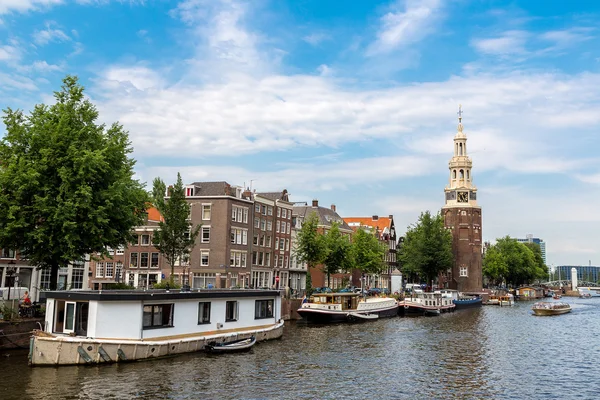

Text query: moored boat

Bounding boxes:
[29,289,284,366]
[578,287,600,298]
[439,289,483,309]
[297,292,399,323]
[205,336,256,353]
[398,290,455,316]
[531,302,572,316]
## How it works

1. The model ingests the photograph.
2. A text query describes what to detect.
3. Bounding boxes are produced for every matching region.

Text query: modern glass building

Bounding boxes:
[555,265,600,283]
[515,234,546,265]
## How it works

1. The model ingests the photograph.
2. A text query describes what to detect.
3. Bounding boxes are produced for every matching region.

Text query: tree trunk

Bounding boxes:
[49,263,59,290]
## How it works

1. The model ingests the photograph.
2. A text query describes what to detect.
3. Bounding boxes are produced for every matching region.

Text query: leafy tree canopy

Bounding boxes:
[483,236,546,287]
[294,212,326,269]
[0,76,148,287]
[152,173,201,285]
[352,227,387,276]
[322,222,354,285]
[398,211,453,284]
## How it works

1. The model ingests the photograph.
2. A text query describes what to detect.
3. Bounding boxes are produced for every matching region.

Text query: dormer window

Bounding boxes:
[186,187,194,196]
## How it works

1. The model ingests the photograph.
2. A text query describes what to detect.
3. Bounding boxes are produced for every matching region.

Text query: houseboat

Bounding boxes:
[297,292,398,323]
[29,289,283,366]
[578,287,600,298]
[531,302,572,316]
[398,290,455,316]
[439,290,482,309]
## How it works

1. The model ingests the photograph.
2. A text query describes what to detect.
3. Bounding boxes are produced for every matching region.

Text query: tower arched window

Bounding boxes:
[459,143,463,156]
[459,169,464,179]
[467,170,470,180]
[453,170,457,179]
[455,143,459,155]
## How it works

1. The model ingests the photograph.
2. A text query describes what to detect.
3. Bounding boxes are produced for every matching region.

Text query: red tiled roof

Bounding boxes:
[147,206,164,222]
[343,216,392,233]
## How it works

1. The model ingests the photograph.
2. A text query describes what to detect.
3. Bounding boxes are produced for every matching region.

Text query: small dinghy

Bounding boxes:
[205,336,256,353]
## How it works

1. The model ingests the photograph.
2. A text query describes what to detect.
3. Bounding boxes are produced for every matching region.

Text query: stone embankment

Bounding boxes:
[0,318,43,350]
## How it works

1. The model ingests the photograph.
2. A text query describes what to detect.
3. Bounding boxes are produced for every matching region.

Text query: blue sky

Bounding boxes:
[2,0,600,267]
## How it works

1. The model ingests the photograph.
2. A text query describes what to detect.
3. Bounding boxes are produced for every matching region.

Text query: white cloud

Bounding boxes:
[102,65,164,90]
[30,60,63,72]
[367,0,443,55]
[0,44,20,62]
[0,0,62,14]
[471,30,529,56]
[303,33,330,46]
[32,22,71,45]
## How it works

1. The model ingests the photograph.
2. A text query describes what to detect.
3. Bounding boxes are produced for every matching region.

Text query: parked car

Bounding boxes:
[353,287,368,295]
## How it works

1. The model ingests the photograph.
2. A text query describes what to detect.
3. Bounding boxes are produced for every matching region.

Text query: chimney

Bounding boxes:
[389,214,393,220]
[331,204,336,212]
[372,215,379,221]
[312,199,319,207]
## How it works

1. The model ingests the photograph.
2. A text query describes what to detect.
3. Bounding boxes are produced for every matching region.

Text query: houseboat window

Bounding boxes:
[198,302,211,324]
[225,301,238,322]
[255,299,274,319]
[143,304,174,329]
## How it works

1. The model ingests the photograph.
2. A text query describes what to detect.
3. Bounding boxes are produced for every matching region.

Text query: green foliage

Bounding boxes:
[306,269,312,295]
[0,76,148,288]
[483,236,545,286]
[398,211,453,284]
[152,173,201,285]
[352,227,387,275]
[104,282,134,290]
[0,303,18,321]
[153,281,182,289]
[523,242,548,281]
[322,222,354,286]
[294,212,326,270]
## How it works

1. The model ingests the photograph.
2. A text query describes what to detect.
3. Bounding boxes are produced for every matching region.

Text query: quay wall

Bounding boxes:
[281,298,302,320]
[0,319,43,350]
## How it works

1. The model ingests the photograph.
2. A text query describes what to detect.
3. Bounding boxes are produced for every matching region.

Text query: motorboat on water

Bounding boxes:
[297,292,399,323]
[439,289,482,309]
[531,301,572,316]
[205,336,256,353]
[398,289,455,316]
[578,287,600,298]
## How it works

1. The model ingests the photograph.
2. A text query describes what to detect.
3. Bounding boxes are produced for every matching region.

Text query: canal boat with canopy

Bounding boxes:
[531,301,572,316]
[29,289,283,366]
[398,289,456,316]
[297,292,398,323]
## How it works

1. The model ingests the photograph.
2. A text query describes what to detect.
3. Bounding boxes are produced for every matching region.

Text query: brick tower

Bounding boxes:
[441,106,483,292]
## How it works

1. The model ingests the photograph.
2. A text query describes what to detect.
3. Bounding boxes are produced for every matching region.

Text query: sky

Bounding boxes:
[1,0,600,267]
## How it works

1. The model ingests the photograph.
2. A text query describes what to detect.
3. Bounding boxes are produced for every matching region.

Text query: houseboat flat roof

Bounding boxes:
[42,289,281,301]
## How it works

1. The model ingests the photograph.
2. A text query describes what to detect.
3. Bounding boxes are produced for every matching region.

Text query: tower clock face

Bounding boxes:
[457,191,469,203]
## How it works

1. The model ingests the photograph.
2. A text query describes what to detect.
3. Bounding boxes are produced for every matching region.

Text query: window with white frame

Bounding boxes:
[201,251,209,266]
[202,204,211,220]
[260,235,265,247]
[230,228,248,245]
[286,238,290,251]
[253,234,258,245]
[276,221,280,233]
[192,273,216,289]
[255,204,260,213]
[279,238,285,251]
[115,262,123,281]
[267,220,272,231]
[266,236,271,247]
[282,209,287,218]
[106,262,114,278]
[260,219,266,230]
[460,266,468,277]
[275,254,279,267]
[243,208,248,223]
[1,248,16,259]
[141,234,150,245]
[96,262,105,278]
[265,252,271,267]
[225,301,238,322]
[151,253,159,268]
[267,206,273,216]
[230,250,247,268]
[261,205,267,215]
[71,262,84,289]
[287,222,291,234]
[258,252,264,266]
[140,252,149,268]
[254,218,260,228]
[277,208,281,217]
[116,247,125,256]
[275,238,279,250]
[130,252,138,268]
[201,226,210,243]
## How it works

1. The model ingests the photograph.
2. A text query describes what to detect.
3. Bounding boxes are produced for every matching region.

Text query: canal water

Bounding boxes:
[1,297,599,400]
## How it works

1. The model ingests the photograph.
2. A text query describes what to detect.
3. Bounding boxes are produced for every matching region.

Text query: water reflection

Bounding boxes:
[2,298,600,400]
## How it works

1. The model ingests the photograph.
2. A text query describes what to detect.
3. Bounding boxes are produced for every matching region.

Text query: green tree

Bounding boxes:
[322,222,354,287]
[483,236,541,287]
[152,173,201,285]
[398,211,453,285]
[294,212,326,282]
[523,242,548,281]
[0,76,148,288]
[352,227,387,276]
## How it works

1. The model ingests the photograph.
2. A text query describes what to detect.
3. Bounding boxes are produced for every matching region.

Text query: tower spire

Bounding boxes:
[457,104,463,123]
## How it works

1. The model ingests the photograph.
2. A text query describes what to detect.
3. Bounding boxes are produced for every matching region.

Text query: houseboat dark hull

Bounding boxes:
[398,301,455,316]
[452,297,483,309]
[297,304,399,323]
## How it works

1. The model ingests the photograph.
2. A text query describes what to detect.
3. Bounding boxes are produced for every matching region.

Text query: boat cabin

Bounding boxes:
[516,286,544,300]
[43,289,282,340]
[306,293,361,312]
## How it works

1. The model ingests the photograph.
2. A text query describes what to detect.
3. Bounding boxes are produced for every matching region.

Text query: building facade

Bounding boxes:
[292,200,353,289]
[343,215,398,290]
[441,106,483,292]
[184,182,253,289]
[252,191,293,290]
[515,235,547,265]
[555,265,600,283]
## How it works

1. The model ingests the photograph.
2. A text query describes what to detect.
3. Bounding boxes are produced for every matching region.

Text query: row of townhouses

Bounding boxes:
[0,181,398,301]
